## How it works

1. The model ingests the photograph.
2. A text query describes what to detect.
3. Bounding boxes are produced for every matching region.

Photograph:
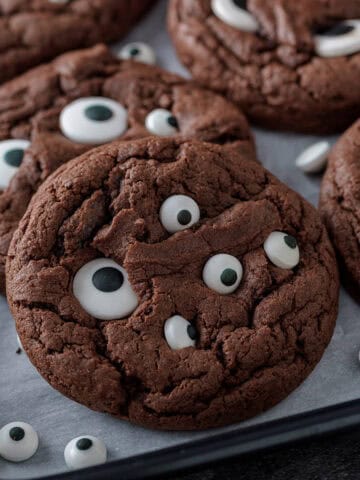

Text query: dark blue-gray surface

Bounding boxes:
[171,430,360,480]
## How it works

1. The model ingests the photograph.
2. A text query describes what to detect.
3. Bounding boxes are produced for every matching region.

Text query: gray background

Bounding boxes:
[1,1,359,478]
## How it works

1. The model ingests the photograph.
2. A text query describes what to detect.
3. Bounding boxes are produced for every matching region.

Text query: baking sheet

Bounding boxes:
[1,1,359,478]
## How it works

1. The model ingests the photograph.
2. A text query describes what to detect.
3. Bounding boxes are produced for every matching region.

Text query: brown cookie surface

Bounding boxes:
[320,119,360,297]
[7,138,339,430]
[0,0,154,83]
[0,44,254,293]
[168,0,360,134]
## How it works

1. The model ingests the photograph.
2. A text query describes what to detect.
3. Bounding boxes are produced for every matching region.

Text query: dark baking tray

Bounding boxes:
[7,398,360,480]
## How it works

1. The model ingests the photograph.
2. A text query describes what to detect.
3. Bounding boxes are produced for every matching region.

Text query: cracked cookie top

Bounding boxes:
[0,43,253,293]
[320,118,360,296]
[168,0,360,134]
[0,0,153,83]
[7,137,339,430]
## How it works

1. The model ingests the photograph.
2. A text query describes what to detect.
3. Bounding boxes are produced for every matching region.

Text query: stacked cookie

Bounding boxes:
[168,0,360,133]
[0,0,359,444]
[0,0,154,83]
[0,43,253,293]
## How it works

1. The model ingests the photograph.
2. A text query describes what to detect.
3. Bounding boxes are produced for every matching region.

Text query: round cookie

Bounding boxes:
[0,43,254,293]
[168,0,360,134]
[7,137,339,430]
[320,119,360,296]
[0,0,154,84]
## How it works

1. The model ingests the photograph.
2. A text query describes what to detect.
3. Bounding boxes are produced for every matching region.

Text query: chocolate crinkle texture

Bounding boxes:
[168,0,360,134]
[320,119,360,297]
[0,44,254,294]
[7,138,339,430]
[0,0,154,83]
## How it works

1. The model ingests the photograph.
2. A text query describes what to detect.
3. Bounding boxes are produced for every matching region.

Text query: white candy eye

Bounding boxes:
[0,422,39,462]
[119,42,156,65]
[145,109,179,136]
[64,436,107,470]
[211,0,258,33]
[164,315,197,350]
[16,334,23,352]
[295,141,330,174]
[264,231,300,269]
[73,258,138,321]
[60,97,128,144]
[0,139,30,190]
[160,195,200,234]
[314,20,360,57]
[203,254,243,295]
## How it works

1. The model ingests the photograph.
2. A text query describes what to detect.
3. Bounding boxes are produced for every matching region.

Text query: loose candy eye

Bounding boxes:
[0,139,30,190]
[314,20,360,57]
[164,315,197,350]
[119,42,156,65]
[60,97,128,144]
[16,334,23,352]
[203,254,243,294]
[295,141,330,174]
[264,231,300,269]
[64,436,107,470]
[73,258,138,320]
[160,195,200,233]
[145,109,179,136]
[0,422,39,462]
[211,0,258,33]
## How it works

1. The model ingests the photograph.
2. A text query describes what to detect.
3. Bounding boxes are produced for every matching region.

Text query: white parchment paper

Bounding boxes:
[1,1,359,478]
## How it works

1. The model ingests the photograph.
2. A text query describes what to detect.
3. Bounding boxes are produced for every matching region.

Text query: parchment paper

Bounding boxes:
[1,1,359,478]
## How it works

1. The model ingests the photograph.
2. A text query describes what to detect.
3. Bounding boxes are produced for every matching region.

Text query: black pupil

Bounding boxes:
[4,149,24,167]
[85,105,113,122]
[177,209,192,226]
[130,47,140,56]
[284,235,297,249]
[233,0,247,9]
[317,23,354,37]
[92,267,124,292]
[9,427,25,442]
[187,324,197,340]
[167,115,178,128]
[76,438,93,451]
[220,269,238,287]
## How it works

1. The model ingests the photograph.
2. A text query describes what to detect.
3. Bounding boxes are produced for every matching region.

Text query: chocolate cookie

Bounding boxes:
[0,0,153,84]
[0,43,254,294]
[7,137,339,430]
[320,119,360,296]
[168,0,360,134]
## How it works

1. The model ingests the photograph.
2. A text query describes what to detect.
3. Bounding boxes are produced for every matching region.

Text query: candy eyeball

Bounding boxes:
[60,97,128,144]
[0,422,39,462]
[16,334,23,353]
[145,109,179,137]
[314,20,360,58]
[64,436,107,470]
[264,231,300,269]
[295,141,330,174]
[0,139,30,190]
[73,258,138,321]
[160,195,200,234]
[164,315,197,350]
[211,0,258,33]
[119,42,156,65]
[203,254,243,295]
